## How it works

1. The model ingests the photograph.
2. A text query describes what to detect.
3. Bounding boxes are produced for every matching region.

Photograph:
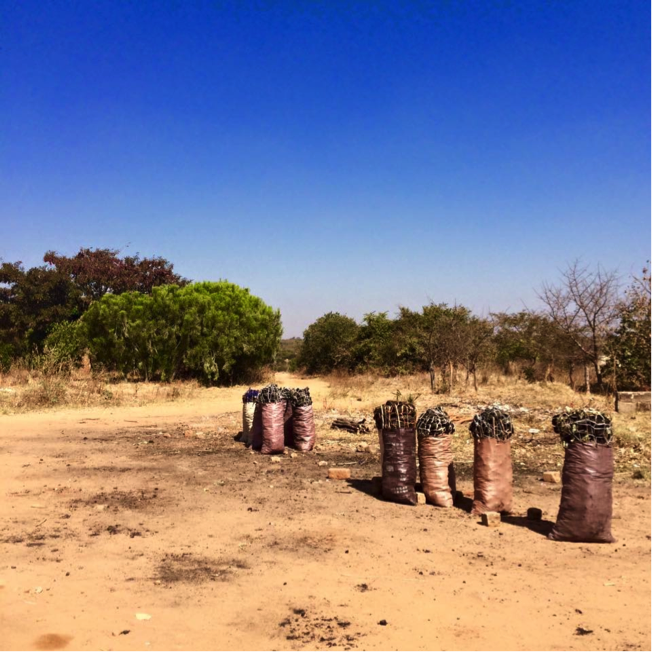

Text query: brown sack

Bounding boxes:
[549,442,615,543]
[472,438,513,515]
[419,435,456,507]
[381,427,417,506]
[293,405,316,452]
[283,401,294,447]
[261,402,285,455]
[242,402,256,446]
[250,404,263,451]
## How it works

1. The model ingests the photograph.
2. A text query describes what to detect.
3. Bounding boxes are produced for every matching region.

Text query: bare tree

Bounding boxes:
[538,261,620,390]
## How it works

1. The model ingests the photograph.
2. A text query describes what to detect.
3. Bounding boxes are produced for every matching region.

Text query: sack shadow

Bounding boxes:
[453,493,473,513]
[501,515,554,537]
[346,479,384,501]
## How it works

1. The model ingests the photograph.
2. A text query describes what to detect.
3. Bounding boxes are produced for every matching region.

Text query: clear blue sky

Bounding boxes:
[1,1,649,336]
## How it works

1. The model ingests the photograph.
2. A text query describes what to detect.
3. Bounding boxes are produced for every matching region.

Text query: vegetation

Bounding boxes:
[298,263,651,395]
[1,249,280,385]
[82,282,281,385]
[608,266,651,390]
[0,248,185,362]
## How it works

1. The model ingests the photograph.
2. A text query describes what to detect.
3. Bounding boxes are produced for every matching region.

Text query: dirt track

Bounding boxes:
[1,376,650,651]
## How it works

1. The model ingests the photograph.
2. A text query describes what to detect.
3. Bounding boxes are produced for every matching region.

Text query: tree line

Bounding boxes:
[0,248,281,384]
[297,261,651,393]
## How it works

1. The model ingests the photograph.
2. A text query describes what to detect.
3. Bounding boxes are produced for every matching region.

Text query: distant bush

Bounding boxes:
[42,321,85,373]
[298,312,359,374]
[81,282,281,385]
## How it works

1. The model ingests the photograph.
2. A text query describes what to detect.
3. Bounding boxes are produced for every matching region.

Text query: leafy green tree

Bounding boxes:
[608,266,651,390]
[352,312,398,372]
[463,317,495,391]
[0,261,83,358]
[298,312,359,374]
[81,282,281,385]
[492,311,581,383]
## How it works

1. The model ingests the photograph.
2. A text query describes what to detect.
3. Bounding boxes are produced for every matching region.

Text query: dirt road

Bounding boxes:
[1,375,650,651]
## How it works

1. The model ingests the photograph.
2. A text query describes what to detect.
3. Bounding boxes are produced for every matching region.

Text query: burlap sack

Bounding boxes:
[472,438,513,515]
[419,435,456,507]
[293,405,316,451]
[242,402,256,446]
[549,442,615,543]
[381,427,417,506]
[250,404,263,451]
[283,401,294,447]
[261,401,285,455]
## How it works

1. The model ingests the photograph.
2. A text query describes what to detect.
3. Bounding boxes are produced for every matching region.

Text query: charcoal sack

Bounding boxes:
[250,404,263,451]
[549,442,615,543]
[283,402,294,447]
[472,437,513,515]
[242,402,256,446]
[293,405,316,451]
[381,427,417,506]
[261,401,286,455]
[419,435,456,507]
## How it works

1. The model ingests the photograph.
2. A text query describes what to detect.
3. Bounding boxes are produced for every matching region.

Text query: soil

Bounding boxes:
[0,374,650,651]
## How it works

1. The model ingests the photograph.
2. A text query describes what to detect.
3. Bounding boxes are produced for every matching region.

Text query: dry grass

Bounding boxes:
[323,370,594,413]
[0,366,200,414]
[320,371,651,478]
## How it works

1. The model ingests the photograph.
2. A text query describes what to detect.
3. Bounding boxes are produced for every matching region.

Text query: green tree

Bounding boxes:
[0,261,83,358]
[352,312,397,373]
[298,312,359,374]
[81,282,281,385]
[608,266,651,390]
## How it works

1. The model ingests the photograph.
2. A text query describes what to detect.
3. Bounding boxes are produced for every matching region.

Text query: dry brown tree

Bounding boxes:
[538,260,620,392]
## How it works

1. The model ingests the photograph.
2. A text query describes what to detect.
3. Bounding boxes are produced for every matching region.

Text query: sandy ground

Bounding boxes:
[0,374,650,651]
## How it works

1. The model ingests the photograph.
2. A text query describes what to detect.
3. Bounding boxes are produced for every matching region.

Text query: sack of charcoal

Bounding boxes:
[290,387,317,452]
[374,401,418,506]
[417,407,456,507]
[241,389,259,446]
[469,407,514,515]
[282,388,294,447]
[253,384,286,455]
[548,408,615,543]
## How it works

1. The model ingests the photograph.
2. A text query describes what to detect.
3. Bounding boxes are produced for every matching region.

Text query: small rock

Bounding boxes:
[528,428,540,434]
[356,443,369,453]
[33,586,43,594]
[290,453,298,459]
[481,512,501,528]
[184,430,193,438]
[527,507,543,521]
[328,468,351,480]
[543,471,561,483]
[270,457,281,463]
[378,619,388,626]
[135,613,152,621]
[416,492,427,505]
[94,504,107,512]
[317,461,328,467]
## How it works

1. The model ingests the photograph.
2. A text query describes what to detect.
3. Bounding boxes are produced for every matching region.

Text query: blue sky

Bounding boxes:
[1,1,649,336]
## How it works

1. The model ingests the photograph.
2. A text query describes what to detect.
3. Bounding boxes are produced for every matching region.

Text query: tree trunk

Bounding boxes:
[472,367,478,392]
[448,362,453,394]
[568,362,575,390]
[584,364,591,395]
[429,362,436,393]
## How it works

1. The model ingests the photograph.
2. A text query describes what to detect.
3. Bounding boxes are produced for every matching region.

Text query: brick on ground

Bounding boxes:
[328,468,351,480]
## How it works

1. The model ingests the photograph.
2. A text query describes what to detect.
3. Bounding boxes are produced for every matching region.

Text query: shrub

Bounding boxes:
[81,282,282,385]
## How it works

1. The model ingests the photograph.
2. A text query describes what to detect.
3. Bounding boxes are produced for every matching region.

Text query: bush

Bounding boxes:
[298,312,359,374]
[81,282,282,385]
[42,321,85,373]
